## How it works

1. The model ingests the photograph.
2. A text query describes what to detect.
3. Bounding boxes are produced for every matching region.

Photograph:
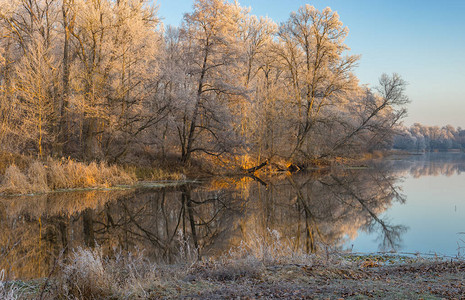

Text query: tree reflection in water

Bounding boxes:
[0,166,408,280]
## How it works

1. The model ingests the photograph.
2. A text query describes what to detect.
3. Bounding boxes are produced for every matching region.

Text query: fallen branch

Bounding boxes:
[242,160,268,173]
[248,174,268,188]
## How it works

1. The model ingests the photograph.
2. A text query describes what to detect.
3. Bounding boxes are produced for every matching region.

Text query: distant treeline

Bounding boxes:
[0,0,409,166]
[393,124,465,152]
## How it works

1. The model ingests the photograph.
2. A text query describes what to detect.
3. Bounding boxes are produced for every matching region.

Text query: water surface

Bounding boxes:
[349,153,465,256]
[1,153,465,279]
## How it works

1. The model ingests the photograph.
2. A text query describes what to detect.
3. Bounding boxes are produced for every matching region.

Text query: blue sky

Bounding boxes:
[157,0,465,128]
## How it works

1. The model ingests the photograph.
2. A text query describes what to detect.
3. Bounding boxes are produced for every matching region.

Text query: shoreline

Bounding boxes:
[0,150,440,197]
[4,251,464,299]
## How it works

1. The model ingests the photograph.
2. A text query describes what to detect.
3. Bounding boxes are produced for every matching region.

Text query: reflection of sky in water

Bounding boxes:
[4,152,465,280]
[347,155,465,256]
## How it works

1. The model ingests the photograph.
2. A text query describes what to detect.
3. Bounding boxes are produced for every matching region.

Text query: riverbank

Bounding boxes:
[1,153,465,299]
[0,154,188,195]
[3,250,464,299]
[0,150,429,196]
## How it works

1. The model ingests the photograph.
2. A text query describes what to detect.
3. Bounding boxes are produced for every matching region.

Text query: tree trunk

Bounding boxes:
[57,1,71,155]
[182,45,209,164]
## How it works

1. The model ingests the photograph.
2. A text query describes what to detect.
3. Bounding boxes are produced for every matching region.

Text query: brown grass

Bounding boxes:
[12,229,465,299]
[125,165,185,181]
[59,248,112,298]
[28,161,49,193]
[361,150,385,160]
[49,231,329,299]
[1,165,31,194]
[0,152,31,174]
[0,159,137,195]
[49,248,465,300]
[228,229,318,265]
[57,248,158,299]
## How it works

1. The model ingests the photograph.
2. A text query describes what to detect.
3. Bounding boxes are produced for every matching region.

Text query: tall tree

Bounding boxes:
[69,0,161,160]
[278,5,359,160]
[0,0,61,155]
[175,0,247,164]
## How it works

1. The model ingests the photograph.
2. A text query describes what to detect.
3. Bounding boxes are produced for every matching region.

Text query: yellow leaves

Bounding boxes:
[241,154,253,170]
[360,258,381,268]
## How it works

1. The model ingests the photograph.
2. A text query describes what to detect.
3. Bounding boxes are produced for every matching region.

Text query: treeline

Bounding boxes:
[393,124,465,152]
[0,0,408,166]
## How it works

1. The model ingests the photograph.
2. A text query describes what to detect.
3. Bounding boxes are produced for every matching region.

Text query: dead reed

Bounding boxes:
[57,247,159,299]
[0,159,136,195]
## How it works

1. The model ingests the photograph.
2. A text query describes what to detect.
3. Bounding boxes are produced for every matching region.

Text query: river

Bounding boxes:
[1,153,465,279]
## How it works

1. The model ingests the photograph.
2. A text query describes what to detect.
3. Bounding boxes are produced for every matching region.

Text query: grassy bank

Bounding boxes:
[3,229,465,299]
[0,149,429,195]
[3,249,464,299]
[1,160,135,194]
[0,155,185,195]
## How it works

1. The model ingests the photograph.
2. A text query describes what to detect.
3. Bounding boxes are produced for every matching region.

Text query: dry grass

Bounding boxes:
[28,161,49,193]
[51,230,330,299]
[1,165,31,194]
[226,229,332,266]
[45,231,313,299]
[232,229,307,263]
[44,249,465,300]
[59,248,111,298]
[125,165,185,181]
[0,159,137,195]
[150,167,185,181]
[0,152,31,174]
[361,150,388,160]
[17,229,465,299]
[0,270,21,300]
[56,248,159,299]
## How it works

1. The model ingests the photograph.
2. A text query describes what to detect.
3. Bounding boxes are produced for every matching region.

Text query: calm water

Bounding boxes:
[1,153,465,279]
[349,153,465,256]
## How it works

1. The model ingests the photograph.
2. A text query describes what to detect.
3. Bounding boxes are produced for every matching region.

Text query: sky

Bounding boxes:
[157,0,465,128]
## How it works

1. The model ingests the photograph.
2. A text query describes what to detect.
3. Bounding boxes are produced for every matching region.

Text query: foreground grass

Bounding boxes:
[4,249,465,299]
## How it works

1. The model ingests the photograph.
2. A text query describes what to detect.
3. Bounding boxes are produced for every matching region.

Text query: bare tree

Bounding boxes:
[68,0,162,160]
[15,43,58,156]
[278,5,359,160]
[322,73,410,157]
[0,0,61,155]
[174,0,248,164]
[0,0,410,165]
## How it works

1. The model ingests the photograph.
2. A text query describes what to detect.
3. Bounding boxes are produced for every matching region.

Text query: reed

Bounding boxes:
[0,159,136,194]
